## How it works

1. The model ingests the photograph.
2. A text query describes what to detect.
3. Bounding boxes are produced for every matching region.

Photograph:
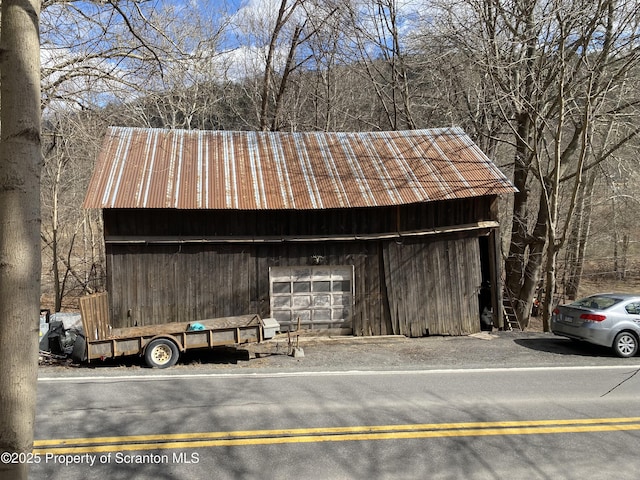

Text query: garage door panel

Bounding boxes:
[270,266,354,330]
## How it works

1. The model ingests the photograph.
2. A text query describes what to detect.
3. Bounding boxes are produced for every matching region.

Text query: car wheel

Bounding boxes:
[612,332,638,358]
[144,338,180,368]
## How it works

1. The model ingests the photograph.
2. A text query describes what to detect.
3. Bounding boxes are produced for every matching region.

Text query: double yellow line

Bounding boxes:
[34,417,640,455]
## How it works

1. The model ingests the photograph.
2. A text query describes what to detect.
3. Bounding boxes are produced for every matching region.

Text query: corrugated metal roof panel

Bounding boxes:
[83,127,516,210]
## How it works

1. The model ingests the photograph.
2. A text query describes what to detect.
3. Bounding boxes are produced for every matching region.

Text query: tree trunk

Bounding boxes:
[0,2,42,479]
[542,241,559,331]
[565,172,596,300]
[270,23,305,131]
[621,234,629,280]
[260,0,295,131]
[504,114,533,320]
[53,227,62,311]
[514,191,549,330]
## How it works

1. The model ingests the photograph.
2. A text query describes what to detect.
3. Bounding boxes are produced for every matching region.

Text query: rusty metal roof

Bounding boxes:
[83,126,516,210]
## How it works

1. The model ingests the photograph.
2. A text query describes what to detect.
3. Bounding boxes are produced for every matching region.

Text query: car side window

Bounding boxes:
[625,302,640,315]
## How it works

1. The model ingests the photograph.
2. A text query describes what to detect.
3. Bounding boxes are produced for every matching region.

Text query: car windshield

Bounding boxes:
[570,296,622,310]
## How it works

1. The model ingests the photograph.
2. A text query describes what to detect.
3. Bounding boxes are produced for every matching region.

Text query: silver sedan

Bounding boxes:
[551,293,640,357]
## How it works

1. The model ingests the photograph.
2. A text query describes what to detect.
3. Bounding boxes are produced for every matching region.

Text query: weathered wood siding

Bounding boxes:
[106,235,483,336]
[107,245,252,328]
[102,197,497,336]
[106,242,380,330]
[79,292,111,341]
[383,237,482,336]
[103,197,494,238]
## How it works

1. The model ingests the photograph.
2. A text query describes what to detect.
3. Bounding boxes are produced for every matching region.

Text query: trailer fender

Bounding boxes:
[144,334,185,352]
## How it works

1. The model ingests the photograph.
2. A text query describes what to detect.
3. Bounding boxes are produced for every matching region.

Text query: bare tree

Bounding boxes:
[302,4,348,130]
[563,169,597,300]
[537,1,640,329]
[345,0,417,130]
[40,0,167,111]
[41,112,109,310]
[427,0,640,329]
[0,1,42,479]
[231,0,342,131]
[39,0,209,304]
[259,0,303,130]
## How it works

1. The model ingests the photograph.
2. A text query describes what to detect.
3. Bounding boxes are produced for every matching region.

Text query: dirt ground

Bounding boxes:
[39,326,635,377]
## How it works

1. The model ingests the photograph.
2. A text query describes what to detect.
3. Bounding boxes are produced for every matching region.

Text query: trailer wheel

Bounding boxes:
[145,339,179,368]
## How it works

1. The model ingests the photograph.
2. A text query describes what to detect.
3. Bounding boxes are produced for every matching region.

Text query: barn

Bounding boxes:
[83,126,516,337]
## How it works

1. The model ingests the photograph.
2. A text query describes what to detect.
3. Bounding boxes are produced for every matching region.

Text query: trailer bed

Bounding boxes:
[78,293,269,366]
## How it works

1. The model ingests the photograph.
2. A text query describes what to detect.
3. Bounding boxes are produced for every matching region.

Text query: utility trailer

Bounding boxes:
[76,293,279,368]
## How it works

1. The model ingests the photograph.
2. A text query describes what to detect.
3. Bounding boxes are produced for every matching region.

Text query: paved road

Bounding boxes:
[29,332,640,479]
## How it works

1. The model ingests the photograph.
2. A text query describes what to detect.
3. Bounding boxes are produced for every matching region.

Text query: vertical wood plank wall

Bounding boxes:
[383,237,482,336]
[107,245,252,328]
[106,235,484,336]
[103,198,497,336]
[78,292,111,341]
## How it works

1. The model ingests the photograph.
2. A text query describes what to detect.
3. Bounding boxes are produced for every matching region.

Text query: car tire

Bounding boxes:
[612,331,638,358]
[144,338,180,368]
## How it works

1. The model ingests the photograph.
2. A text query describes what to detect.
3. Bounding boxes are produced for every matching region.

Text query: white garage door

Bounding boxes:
[269,266,354,330]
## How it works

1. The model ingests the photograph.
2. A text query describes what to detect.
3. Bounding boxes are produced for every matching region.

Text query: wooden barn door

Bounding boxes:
[383,237,482,337]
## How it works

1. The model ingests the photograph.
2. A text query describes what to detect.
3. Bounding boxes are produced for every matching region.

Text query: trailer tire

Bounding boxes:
[145,338,180,368]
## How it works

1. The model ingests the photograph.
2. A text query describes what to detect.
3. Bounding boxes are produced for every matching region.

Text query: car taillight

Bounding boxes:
[580,313,606,322]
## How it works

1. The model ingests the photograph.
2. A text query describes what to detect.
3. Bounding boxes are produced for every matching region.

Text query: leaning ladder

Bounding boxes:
[502,288,522,331]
